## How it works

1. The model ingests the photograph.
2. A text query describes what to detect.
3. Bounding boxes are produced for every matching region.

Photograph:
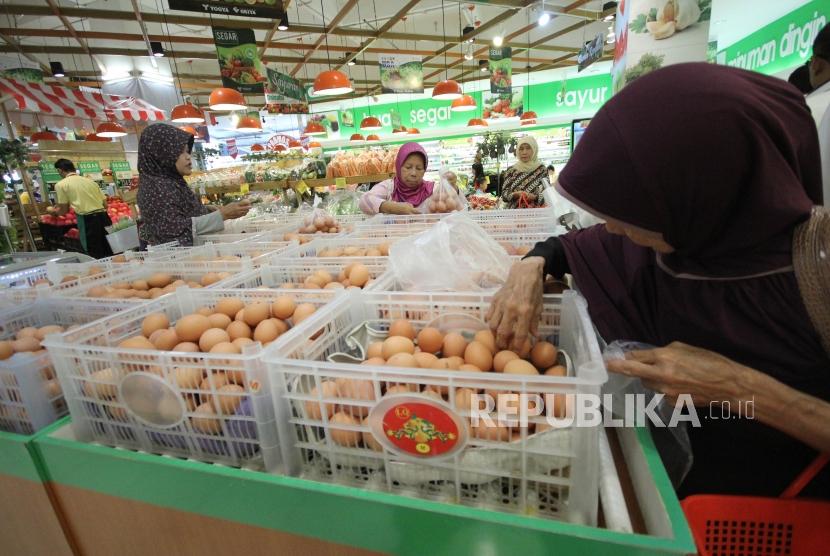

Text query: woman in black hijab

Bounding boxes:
[137,124,250,246]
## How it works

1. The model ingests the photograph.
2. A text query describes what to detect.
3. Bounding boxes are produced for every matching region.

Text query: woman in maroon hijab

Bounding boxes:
[488,63,830,497]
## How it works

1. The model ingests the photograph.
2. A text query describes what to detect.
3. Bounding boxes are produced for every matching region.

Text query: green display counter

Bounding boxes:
[28,419,695,556]
[0,418,75,555]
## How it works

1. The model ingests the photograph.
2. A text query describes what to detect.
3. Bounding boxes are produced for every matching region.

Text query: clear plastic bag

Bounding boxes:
[297,207,343,234]
[388,212,511,291]
[602,340,693,488]
[425,167,464,213]
[322,189,362,216]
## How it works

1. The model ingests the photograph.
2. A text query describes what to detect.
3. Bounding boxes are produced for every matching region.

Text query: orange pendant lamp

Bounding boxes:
[312,69,353,97]
[359,116,382,131]
[250,143,265,152]
[392,126,407,134]
[179,125,198,136]
[96,121,127,137]
[209,88,246,111]
[407,128,420,135]
[520,111,538,125]
[236,114,262,132]
[303,121,326,136]
[432,79,462,100]
[288,139,302,149]
[349,133,365,143]
[467,118,488,129]
[450,94,476,112]
[170,103,205,124]
[366,134,380,142]
[308,141,322,148]
[273,144,287,152]
[84,132,111,142]
[30,130,58,145]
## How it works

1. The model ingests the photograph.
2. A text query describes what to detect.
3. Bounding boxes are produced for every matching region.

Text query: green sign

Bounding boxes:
[265,68,306,103]
[109,160,132,180]
[488,47,512,94]
[39,162,61,183]
[78,161,102,180]
[213,26,266,94]
[716,1,828,75]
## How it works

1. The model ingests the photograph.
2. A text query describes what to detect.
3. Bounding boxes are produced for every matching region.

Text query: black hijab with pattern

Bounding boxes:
[137,123,206,246]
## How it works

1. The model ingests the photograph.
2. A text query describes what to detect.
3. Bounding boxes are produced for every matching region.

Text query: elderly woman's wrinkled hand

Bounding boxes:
[380,201,419,215]
[487,257,545,352]
[606,342,751,406]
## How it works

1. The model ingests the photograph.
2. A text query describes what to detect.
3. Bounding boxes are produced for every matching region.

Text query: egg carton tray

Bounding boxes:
[147,242,300,267]
[222,259,390,292]
[265,290,606,524]
[279,236,399,261]
[42,287,340,471]
[38,261,252,303]
[0,297,136,434]
[352,209,560,239]
[199,231,280,244]
[44,247,181,285]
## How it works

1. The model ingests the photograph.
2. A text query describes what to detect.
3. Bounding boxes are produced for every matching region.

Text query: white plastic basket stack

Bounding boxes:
[280,236,397,261]
[219,213,303,234]
[43,287,340,471]
[148,242,300,267]
[265,290,607,524]
[199,231,277,244]
[0,297,132,434]
[45,249,172,285]
[224,259,390,292]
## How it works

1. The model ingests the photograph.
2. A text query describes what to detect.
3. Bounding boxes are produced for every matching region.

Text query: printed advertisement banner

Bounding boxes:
[212,27,267,94]
[265,68,306,103]
[379,55,424,94]
[168,0,285,20]
[612,0,711,94]
[226,138,238,160]
[578,33,606,72]
[488,47,512,94]
[715,1,826,76]
[0,55,43,83]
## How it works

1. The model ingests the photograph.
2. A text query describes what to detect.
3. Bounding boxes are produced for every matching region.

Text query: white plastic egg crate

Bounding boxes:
[44,246,178,285]
[282,236,399,261]
[148,242,300,267]
[222,260,390,292]
[353,209,558,239]
[199,230,275,244]
[266,290,606,524]
[43,288,339,470]
[218,213,304,234]
[41,261,250,303]
[0,297,131,434]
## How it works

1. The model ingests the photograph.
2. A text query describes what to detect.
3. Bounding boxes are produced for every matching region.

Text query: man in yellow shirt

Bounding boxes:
[51,158,112,258]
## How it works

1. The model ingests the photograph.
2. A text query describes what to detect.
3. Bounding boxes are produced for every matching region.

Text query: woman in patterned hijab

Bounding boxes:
[137,124,249,246]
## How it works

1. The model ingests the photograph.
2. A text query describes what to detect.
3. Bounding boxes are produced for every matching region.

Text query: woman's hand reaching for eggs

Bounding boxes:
[380,201,420,215]
[486,257,545,353]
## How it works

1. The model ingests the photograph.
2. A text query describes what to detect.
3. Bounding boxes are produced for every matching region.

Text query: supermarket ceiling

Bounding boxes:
[0,0,615,105]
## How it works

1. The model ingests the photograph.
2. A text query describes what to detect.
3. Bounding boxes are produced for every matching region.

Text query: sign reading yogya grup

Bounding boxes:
[168,0,285,20]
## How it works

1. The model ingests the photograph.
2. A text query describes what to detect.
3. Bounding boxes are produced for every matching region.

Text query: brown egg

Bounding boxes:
[454,388,479,411]
[503,359,539,375]
[459,364,484,373]
[517,338,533,359]
[471,421,511,442]
[416,327,444,354]
[210,342,241,355]
[200,272,221,287]
[253,320,279,344]
[199,373,230,404]
[446,356,465,370]
[87,265,105,275]
[270,318,289,336]
[215,298,245,318]
[16,327,38,340]
[0,341,13,360]
[83,368,118,399]
[111,282,130,290]
[292,303,317,324]
[147,273,173,288]
[152,328,180,351]
[464,341,493,372]
[134,290,151,299]
[348,264,370,287]
[324,282,344,290]
[382,336,415,359]
[87,286,109,297]
[141,313,170,338]
[191,403,222,435]
[12,336,40,353]
[329,412,361,446]
[421,388,444,401]
[531,341,558,370]
[35,325,64,341]
[442,333,467,358]
[195,306,213,317]
[493,350,520,373]
[175,314,211,343]
[385,384,420,395]
[226,320,252,341]
[131,279,149,291]
[60,275,78,283]
[172,341,200,352]
[271,296,296,320]
[118,336,155,350]
[313,270,333,286]
[335,378,376,417]
[214,384,245,415]
[207,313,232,330]
[232,337,255,350]
[174,367,204,389]
[242,302,270,327]
[413,352,439,369]
[199,328,230,352]
[388,319,416,340]
[473,330,497,354]
[361,357,386,366]
[385,352,418,368]
[366,341,383,360]
[305,381,338,420]
[544,365,567,377]
[362,417,383,451]
[45,379,62,397]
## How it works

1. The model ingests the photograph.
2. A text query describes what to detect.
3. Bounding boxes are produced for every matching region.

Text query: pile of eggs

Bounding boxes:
[426,195,462,214]
[306,319,567,448]
[0,325,67,406]
[84,272,233,300]
[296,214,343,235]
[84,296,318,435]
[279,264,373,290]
[315,244,391,258]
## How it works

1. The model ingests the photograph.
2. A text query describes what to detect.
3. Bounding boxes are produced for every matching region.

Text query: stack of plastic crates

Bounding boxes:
[265,289,607,525]
[45,248,173,285]
[43,287,341,471]
[280,236,397,261]
[145,242,300,267]
[0,297,132,434]
[224,258,390,293]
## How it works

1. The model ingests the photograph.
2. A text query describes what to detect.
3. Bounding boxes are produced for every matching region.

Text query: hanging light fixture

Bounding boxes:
[432,0,463,101]
[209,88,246,111]
[251,144,265,152]
[85,133,111,142]
[236,114,263,132]
[171,102,205,124]
[350,133,365,143]
[392,126,407,134]
[359,116,382,130]
[179,125,198,135]
[303,120,326,136]
[407,128,420,135]
[96,121,127,137]
[366,134,380,142]
[467,118,488,129]
[451,94,476,112]
[278,14,289,31]
[30,130,58,145]
[49,61,65,78]
[274,144,287,152]
[311,0,353,97]
[308,141,322,148]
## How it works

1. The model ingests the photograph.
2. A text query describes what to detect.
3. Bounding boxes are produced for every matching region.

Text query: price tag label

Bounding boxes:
[39,162,61,183]
[295,180,309,195]
[334,177,347,189]
[240,183,249,194]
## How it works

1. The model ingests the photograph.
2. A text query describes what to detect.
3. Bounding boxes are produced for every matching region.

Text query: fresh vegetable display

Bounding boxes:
[326,147,397,178]
[482,88,523,120]
[468,194,499,210]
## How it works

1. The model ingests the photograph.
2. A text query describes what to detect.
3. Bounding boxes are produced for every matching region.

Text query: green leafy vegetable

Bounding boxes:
[629,13,648,33]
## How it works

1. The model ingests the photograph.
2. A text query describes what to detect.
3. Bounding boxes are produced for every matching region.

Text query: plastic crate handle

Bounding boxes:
[780,453,830,499]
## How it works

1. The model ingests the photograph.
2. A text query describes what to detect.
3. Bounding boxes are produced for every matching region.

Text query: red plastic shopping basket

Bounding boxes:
[682,454,830,556]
